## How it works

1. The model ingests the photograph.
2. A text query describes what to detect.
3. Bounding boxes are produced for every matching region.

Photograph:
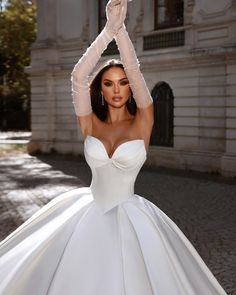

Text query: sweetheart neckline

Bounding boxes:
[85,135,145,159]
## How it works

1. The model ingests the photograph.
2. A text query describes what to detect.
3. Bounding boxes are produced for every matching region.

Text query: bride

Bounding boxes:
[0,0,227,294]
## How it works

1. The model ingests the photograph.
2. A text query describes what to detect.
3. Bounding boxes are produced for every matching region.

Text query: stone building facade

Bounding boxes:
[28,0,236,177]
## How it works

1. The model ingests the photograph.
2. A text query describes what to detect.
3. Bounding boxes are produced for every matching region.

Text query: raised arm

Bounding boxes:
[71,0,126,119]
[71,28,113,117]
[114,25,153,110]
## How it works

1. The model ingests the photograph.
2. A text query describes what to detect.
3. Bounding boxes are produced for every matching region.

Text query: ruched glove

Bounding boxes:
[114,23,153,109]
[71,0,127,117]
[105,0,127,35]
[71,0,152,118]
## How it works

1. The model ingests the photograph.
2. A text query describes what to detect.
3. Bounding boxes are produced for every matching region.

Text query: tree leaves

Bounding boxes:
[0,0,36,98]
[0,0,36,130]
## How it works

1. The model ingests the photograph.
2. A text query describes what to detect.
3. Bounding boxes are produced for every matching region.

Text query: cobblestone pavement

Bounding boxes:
[0,131,31,144]
[0,151,235,294]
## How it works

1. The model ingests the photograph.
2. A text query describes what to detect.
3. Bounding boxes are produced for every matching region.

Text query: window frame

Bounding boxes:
[98,0,107,33]
[154,0,184,31]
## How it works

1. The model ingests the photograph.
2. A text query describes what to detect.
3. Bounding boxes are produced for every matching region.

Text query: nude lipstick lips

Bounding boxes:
[112,96,122,102]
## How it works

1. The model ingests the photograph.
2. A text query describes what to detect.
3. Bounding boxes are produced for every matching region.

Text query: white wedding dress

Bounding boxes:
[0,136,227,295]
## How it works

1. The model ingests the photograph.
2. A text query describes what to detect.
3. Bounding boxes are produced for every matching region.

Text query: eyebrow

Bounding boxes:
[103,78,128,82]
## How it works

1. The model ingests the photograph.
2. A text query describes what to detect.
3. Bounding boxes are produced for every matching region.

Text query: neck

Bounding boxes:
[106,106,132,124]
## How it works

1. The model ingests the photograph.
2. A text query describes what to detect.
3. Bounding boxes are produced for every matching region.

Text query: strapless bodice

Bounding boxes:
[84,136,146,213]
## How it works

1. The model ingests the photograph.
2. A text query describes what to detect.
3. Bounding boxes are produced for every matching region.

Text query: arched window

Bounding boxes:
[154,0,184,30]
[150,82,174,147]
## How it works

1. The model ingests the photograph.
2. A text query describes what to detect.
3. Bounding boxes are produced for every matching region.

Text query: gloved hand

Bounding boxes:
[105,0,128,35]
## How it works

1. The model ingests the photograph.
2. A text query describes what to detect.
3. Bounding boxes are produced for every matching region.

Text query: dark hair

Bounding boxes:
[90,59,137,121]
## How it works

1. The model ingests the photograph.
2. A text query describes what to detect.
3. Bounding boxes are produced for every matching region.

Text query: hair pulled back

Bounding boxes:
[90,59,137,121]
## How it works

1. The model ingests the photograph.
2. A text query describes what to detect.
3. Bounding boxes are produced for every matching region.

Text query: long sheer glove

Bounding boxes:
[115,25,153,108]
[106,0,127,34]
[71,0,127,117]
[71,28,113,117]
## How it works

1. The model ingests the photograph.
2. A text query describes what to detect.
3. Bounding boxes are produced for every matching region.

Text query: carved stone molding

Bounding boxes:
[198,0,232,18]
[185,0,196,24]
[187,0,195,8]
[79,18,90,48]
[133,7,144,39]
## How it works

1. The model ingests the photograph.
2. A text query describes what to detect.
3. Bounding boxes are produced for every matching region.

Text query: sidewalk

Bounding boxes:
[0,148,235,294]
[0,131,31,144]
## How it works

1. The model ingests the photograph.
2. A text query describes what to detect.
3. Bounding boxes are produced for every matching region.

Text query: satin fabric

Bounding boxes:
[0,136,227,294]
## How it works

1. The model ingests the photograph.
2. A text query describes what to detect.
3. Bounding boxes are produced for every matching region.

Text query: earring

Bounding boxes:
[101,94,104,106]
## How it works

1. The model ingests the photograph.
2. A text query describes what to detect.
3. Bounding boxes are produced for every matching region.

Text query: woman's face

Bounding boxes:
[101,66,131,108]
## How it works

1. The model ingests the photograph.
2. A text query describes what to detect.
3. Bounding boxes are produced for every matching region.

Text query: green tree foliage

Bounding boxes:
[0,0,36,130]
[0,0,36,97]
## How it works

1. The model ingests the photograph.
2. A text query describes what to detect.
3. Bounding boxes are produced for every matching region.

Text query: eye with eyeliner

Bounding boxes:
[104,81,112,87]
[120,80,129,86]
[103,79,129,87]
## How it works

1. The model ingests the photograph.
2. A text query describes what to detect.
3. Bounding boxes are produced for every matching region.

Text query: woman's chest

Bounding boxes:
[92,122,140,158]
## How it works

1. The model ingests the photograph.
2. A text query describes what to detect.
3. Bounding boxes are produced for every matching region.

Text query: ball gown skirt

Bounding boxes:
[0,136,227,295]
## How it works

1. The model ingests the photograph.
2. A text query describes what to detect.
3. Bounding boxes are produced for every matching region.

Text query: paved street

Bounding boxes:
[0,149,235,294]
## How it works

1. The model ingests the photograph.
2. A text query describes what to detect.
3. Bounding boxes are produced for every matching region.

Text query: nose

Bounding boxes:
[113,83,120,93]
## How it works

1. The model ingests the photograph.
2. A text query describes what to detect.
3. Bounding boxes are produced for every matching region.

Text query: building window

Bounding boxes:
[143,30,185,50]
[98,0,107,33]
[150,82,174,147]
[154,0,184,30]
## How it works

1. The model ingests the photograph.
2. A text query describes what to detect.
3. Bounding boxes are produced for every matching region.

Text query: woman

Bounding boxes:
[0,0,227,294]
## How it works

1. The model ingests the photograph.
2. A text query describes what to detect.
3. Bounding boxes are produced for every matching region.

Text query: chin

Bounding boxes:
[108,99,128,108]
[110,102,127,109]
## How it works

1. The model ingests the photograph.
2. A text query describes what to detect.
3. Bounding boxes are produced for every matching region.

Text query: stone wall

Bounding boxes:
[28,0,236,176]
